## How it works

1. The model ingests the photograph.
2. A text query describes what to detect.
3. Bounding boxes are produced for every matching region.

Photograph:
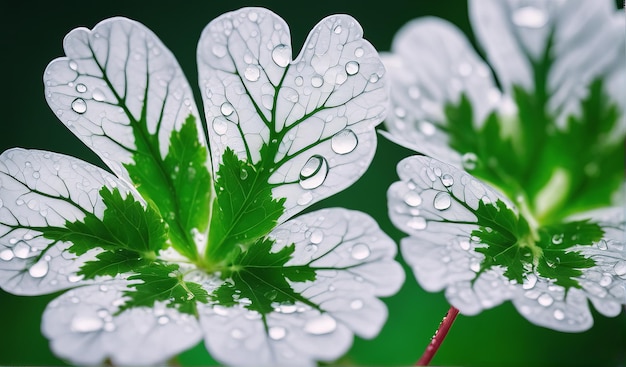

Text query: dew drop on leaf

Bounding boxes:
[333,25,342,34]
[311,75,324,88]
[299,155,328,189]
[212,44,228,58]
[213,119,228,135]
[264,289,278,301]
[310,230,323,244]
[369,73,379,83]
[350,299,363,310]
[522,273,538,290]
[345,61,359,76]
[271,44,291,67]
[457,63,473,77]
[350,243,371,260]
[297,191,313,206]
[0,249,14,261]
[92,89,106,102]
[294,76,304,86]
[512,6,548,28]
[433,192,452,210]
[220,102,234,117]
[13,242,30,259]
[614,261,626,277]
[407,216,427,230]
[240,168,248,180]
[269,326,287,340]
[71,98,87,114]
[459,239,470,251]
[230,328,244,339]
[244,65,261,82]
[552,234,564,245]
[441,174,454,187]
[75,83,87,93]
[553,308,565,320]
[304,314,337,335]
[331,129,358,154]
[158,315,170,325]
[537,293,554,307]
[71,316,104,333]
[404,191,422,207]
[28,259,49,278]
[418,120,436,136]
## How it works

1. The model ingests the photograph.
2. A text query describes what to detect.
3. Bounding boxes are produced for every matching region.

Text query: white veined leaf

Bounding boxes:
[381,17,499,167]
[198,8,387,220]
[0,149,138,295]
[469,0,626,128]
[388,155,626,331]
[200,208,403,367]
[44,16,204,180]
[41,279,203,365]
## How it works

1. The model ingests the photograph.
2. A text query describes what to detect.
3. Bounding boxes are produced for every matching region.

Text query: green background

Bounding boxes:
[0,1,624,365]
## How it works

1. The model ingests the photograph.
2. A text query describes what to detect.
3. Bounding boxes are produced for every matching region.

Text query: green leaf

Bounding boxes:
[206,148,285,263]
[212,237,316,315]
[77,249,153,280]
[119,263,209,316]
[42,187,167,257]
[125,115,211,261]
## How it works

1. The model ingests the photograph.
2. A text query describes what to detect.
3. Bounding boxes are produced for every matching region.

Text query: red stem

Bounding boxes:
[416,306,460,366]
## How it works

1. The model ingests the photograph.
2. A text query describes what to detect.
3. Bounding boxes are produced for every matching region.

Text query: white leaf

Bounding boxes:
[42,280,203,365]
[44,17,205,182]
[469,0,626,127]
[381,17,498,166]
[0,149,137,295]
[200,208,403,366]
[198,8,387,220]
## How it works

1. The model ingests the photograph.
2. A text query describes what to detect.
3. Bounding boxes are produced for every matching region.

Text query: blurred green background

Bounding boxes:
[0,1,624,366]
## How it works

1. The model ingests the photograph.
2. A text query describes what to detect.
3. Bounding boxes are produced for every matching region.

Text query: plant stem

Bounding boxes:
[416,306,460,366]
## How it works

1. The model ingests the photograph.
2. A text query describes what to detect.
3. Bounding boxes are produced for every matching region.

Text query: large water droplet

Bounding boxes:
[220,102,234,117]
[404,191,422,207]
[71,316,104,332]
[244,65,261,82]
[433,192,452,210]
[407,217,427,230]
[269,326,287,340]
[213,119,228,135]
[304,314,336,335]
[512,6,548,28]
[28,260,49,278]
[351,243,371,260]
[92,89,106,102]
[345,61,359,76]
[441,174,454,187]
[271,44,291,67]
[331,129,358,154]
[13,242,30,259]
[71,98,87,114]
[75,83,87,93]
[311,75,323,88]
[299,155,328,189]
[537,293,553,307]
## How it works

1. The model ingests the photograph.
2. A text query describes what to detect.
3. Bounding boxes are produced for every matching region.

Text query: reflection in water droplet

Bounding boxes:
[28,260,49,278]
[433,192,452,210]
[345,61,359,76]
[304,314,336,335]
[220,102,234,117]
[269,326,287,340]
[213,119,228,135]
[351,243,370,260]
[271,44,291,67]
[404,191,422,207]
[311,75,323,88]
[75,83,87,93]
[331,129,358,154]
[461,153,477,170]
[71,316,104,333]
[71,98,87,114]
[441,174,454,187]
[299,155,328,189]
[537,293,553,307]
[512,6,548,28]
[244,65,261,82]
[407,217,427,230]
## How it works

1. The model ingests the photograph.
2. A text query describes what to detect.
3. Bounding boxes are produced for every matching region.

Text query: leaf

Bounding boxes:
[41,280,203,365]
[0,149,136,295]
[77,249,153,280]
[199,208,404,366]
[120,263,209,316]
[197,8,388,221]
[44,17,211,261]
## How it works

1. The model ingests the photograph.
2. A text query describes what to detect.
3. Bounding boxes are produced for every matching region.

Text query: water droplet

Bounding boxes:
[459,240,470,251]
[212,119,228,135]
[99,285,108,292]
[350,299,363,310]
[71,316,104,332]
[247,11,258,22]
[71,98,87,114]
[433,192,452,210]
[28,260,49,278]
[311,75,323,88]
[331,129,358,154]
[294,76,304,86]
[240,168,249,180]
[269,326,287,340]
[351,243,370,260]
[404,191,422,207]
[457,63,473,77]
[333,25,342,34]
[369,73,379,83]
[614,261,626,276]
[244,65,261,82]
[461,153,477,170]
[299,155,328,189]
[522,273,538,290]
[599,274,613,287]
[441,174,454,187]
[13,242,30,259]
[553,308,565,320]
[157,315,170,325]
[551,234,564,245]
[264,289,278,301]
[276,304,298,314]
[297,192,313,206]
[32,171,40,179]
[220,102,234,117]
[92,89,105,102]
[0,249,14,261]
[310,230,323,244]
[470,261,480,272]
[345,61,359,76]
[75,83,87,93]
[271,44,291,67]
[537,293,554,307]
[512,6,548,28]
[212,44,228,58]
[354,47,364,57]
[597,240,608,250]
[304,244,318,253]
[68,274,83,283]
[304,314,336,335]
[407,217,427,230]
